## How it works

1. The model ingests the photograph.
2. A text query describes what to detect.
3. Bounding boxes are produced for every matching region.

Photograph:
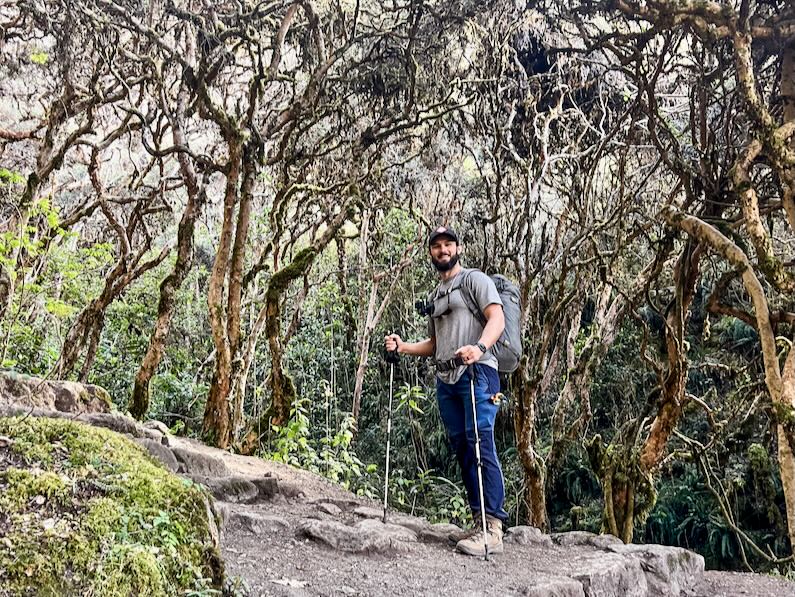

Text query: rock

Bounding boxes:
[193,476,259,503]
[299,518,416,554]
[215,501,233,527]
[317,502,343,516]
[551,531,598,547]
[523,577,586,597]
[608,543,705,596]
[309,497,360,510]
[171,446,231,477]
[550,531,622,549]
[590,534,623,549]
[279,481,305,498]
[251,475,278,500]
[227,511,290,534]
[571,552,648,597]
[203,495,221,551]
[418,522,462,544]
[354,518,418,541]
[505,525,554,547]
[352,505,384,519]
[134,437,179,472]
[143,419,170,436]
[388,515,429,535]
[84,413,162,441]
[0,371,112,414]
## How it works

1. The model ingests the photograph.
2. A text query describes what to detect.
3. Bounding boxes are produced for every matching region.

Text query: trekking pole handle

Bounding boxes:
[385,335,400,365]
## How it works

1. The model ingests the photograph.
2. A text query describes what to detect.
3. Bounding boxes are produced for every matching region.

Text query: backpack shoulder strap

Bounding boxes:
[458,269,487,327]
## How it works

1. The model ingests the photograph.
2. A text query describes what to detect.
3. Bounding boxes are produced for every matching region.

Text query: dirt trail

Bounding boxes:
[169,435,795,597]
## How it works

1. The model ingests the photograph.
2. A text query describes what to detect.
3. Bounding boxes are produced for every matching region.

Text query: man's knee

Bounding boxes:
[449,431,469,453]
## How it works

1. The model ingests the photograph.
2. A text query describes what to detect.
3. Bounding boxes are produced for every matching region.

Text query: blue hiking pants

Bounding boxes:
[436,364,508,522]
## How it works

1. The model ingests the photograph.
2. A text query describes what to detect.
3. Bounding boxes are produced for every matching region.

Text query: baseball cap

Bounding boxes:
[428,225,459,246]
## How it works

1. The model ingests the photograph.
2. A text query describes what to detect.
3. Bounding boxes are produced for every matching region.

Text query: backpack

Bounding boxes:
[454,269,523,374]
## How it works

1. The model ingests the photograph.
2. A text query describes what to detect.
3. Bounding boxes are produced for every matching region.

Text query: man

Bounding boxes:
[384,225,507,557]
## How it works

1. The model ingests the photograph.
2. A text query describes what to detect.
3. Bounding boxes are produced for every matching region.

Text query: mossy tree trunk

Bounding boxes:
[265,204,353,430]
[203,139,246,449]
[513,366,550,530]
[130,87,206,419]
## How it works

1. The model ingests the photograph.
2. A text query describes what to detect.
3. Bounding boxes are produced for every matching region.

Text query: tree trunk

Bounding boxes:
[130,95,204,420]
[351,280,378,423]
[0,264,11,322]
[266,247,317,427]
[664,206,795,553]
[266,204,353,429]
[202,141,243,448]
[513,366,549,530]
[779,42,795,554]
[778,343,795,553]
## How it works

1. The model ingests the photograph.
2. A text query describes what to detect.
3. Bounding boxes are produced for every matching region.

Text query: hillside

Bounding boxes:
[2,398,794,596]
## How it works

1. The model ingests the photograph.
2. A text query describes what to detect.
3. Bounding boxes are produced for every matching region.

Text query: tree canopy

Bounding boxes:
[2,0,794,573]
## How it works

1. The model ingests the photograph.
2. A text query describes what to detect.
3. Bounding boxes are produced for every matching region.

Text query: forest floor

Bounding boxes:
[172,437,795,597]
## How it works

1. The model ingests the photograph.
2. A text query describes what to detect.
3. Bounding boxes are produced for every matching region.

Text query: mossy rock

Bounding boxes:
[0,416,224,596]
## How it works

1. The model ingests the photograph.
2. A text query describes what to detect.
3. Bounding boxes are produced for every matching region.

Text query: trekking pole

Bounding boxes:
[383,345,400,524]
[468,365,490,561]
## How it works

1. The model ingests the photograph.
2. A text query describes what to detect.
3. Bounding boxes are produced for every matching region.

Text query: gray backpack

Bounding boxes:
[460,270,523,374]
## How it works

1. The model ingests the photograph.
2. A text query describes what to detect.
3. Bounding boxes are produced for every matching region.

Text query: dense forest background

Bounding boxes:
[2,0,794,575]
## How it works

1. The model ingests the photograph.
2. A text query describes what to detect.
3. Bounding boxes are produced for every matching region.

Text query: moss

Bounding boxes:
[0,416,223,596]
[0,468,70,510]
[773,402,795,426]
[267,246,318,299]
[96,545,166,597]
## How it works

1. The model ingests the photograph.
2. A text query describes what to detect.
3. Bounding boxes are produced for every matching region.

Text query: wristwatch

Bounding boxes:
[476,342,487,354]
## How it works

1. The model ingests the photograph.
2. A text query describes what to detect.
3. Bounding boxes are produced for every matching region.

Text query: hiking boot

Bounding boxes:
[447,524,480,545]
[455,515,504,556]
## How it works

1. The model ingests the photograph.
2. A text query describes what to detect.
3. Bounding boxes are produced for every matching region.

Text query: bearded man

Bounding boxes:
[385,225,507,556]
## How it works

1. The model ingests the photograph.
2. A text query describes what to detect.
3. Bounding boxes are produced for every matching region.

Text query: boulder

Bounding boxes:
[505,525,554,547]
[299,518,416,554]
[133,437,179,472]
[250,475,278,500]
[551,531,622,550]
[191,475,259,503]
[143,419,171,436]
[571,552,648,597]
[171,446,231,477]
[227,511,291,534]
[0,371,112,414]
[608,543,705,596]
[523,577,586,597]
[419,522,463,544]
[317,502,343,516]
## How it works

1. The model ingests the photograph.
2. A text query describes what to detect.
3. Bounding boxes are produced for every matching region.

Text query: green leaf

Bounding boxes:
[30,51,49,65]
[44,299,77,319]
[0,168,25,185]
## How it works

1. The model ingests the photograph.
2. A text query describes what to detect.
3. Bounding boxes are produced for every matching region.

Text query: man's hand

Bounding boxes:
[385,334,403,354]
[455,344,484,365]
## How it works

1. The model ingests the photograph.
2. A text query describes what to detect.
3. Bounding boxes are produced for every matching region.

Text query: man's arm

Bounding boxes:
[385,334,435,358]
[455,303,505,365]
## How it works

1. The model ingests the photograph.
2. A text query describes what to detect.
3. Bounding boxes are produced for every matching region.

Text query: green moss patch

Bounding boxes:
[0,416,223,596]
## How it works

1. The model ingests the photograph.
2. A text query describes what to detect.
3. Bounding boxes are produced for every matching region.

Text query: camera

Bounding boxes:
[415,299,434,317]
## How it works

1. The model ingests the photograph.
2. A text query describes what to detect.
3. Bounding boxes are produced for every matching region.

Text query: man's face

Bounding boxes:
[429,237,460,272]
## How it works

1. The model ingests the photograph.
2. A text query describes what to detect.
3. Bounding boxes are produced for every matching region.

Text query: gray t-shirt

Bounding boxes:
[428,268,503,384]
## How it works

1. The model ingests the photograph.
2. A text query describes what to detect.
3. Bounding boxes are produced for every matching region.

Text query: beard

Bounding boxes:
[431,253,460,272]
